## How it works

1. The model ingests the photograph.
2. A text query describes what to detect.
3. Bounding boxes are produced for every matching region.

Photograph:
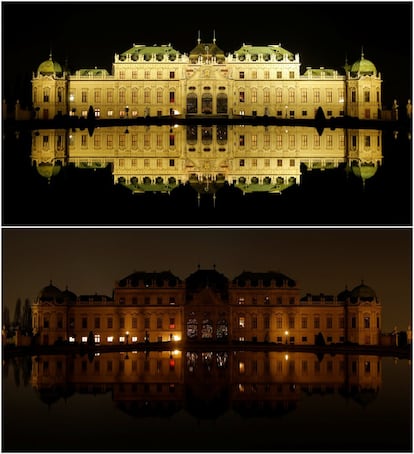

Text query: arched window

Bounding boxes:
[217,93,228,114]
[202,93,213,114]
[186,93,197,114]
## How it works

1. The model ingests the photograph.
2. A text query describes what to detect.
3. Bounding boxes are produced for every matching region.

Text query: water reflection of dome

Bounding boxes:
[36,161,62,180]
[233,399,297,418]
[35,384,75,406]
[351,161,378,181]
[115,400,182,418]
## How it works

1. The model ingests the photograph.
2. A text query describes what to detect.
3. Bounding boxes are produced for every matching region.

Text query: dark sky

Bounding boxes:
[1,1,412,107]
[2,228,412,332]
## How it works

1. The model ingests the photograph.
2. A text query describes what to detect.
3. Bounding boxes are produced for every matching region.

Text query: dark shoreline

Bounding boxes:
[4,114,411,134]
[3,341,411,360]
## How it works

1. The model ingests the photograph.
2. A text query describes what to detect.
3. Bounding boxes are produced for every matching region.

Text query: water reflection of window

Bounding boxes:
[186,125,197,144]
[202,93,212,114]
[216,125,227,144]
[216,320,228,338]
[201,319,213,338]
[187,317,198,339]
[186,352,198,372]
[216,352,228,368]
[202,126,212,144]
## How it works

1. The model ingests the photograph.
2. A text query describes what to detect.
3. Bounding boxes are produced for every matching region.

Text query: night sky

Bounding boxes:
[2,228,412,332]
[1,1,412,108]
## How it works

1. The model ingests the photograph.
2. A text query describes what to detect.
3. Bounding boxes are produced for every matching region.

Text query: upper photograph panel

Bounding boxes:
[2,1,412,226]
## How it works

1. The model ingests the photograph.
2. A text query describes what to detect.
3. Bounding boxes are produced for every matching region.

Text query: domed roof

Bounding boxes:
[37,55,63,75]
[337,286,352,301]
[351,281,377,302]
[185,267,229,297]
[350,53,377,76]
[38,281,63,303]
[62,286,77,303]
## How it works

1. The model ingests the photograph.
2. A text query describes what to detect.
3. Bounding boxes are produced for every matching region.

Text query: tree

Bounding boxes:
[13,298,22,328]
[21,299,32,335]
[2,306,10,329]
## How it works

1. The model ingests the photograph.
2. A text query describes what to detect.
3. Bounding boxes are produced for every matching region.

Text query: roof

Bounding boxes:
[189,41,226,62]
[37,55,63,75]
[185,268,229,296]
[77,68,109,76]
[120,43,181,61]
[350,54,377,76]
[351,282,377,301]
[118,271,182,287]
[233,44,294,61]
[232,271,296,287]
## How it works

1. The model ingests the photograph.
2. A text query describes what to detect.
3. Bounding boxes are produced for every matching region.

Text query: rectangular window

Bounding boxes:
[264,316,270,329]
[132,317,137,329]
[289,71,295,79]
[276,317,283,329]
[264,70,270,80]
[239,159,245,167]
[364,317,370,328]
[313,90,320,103]
[364,91,370,102]
[169,71,175,79]
[144,318,150,329]
[169,91,175,103]
[327,317,333,329]
[82,317,87,329]
[301,90,307,103]
[251,317,257,329]
[239,71,245,79]
[239,316,245,328]
[326,89,333,103]
[157,317,163,329]
[264,159,270,167]
[120,317,125,329]
[301,317,307,329]
[288,316,295,329]
[351,317,357,329]
[145,70,150,80]
[169,159,175,167]
[314,317,320,329]
[251,90,257,103]
[239,91,245,103]
[144,90,150,104]
[107,317,113,329]
[277,71,282,79]
[94,317,100,329]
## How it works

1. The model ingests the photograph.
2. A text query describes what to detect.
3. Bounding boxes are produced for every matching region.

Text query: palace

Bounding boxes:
[29,37,383,193]
[31,267,382,346]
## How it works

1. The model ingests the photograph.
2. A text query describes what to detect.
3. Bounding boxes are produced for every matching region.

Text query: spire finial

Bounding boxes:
[361,46,364,59]
[213,30,216,44]
[197,30,201,44]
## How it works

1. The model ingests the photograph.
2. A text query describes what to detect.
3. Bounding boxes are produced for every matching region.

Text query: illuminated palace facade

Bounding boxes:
[30,38,383,192]
[31,268,382,346]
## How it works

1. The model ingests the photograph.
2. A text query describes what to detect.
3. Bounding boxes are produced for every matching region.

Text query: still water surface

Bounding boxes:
[2,350,412,452]
[3,126,411,225]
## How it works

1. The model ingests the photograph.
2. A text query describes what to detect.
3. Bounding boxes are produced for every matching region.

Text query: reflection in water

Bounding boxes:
[4,351,412,451]
[9,350,381,418]
[30,125,383,194]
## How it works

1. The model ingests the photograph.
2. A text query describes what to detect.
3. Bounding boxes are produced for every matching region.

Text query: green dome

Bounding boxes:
[37,55,63,75]
[350,55,377,76]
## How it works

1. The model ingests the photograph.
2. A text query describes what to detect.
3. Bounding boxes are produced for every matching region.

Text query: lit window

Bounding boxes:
[239,316,245,328]
[239,361,245,374]
[107,336,114,343]
[132,336,138,343]
[119,336,125,343]
[81,336,88,343]
[69,336,76,343]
